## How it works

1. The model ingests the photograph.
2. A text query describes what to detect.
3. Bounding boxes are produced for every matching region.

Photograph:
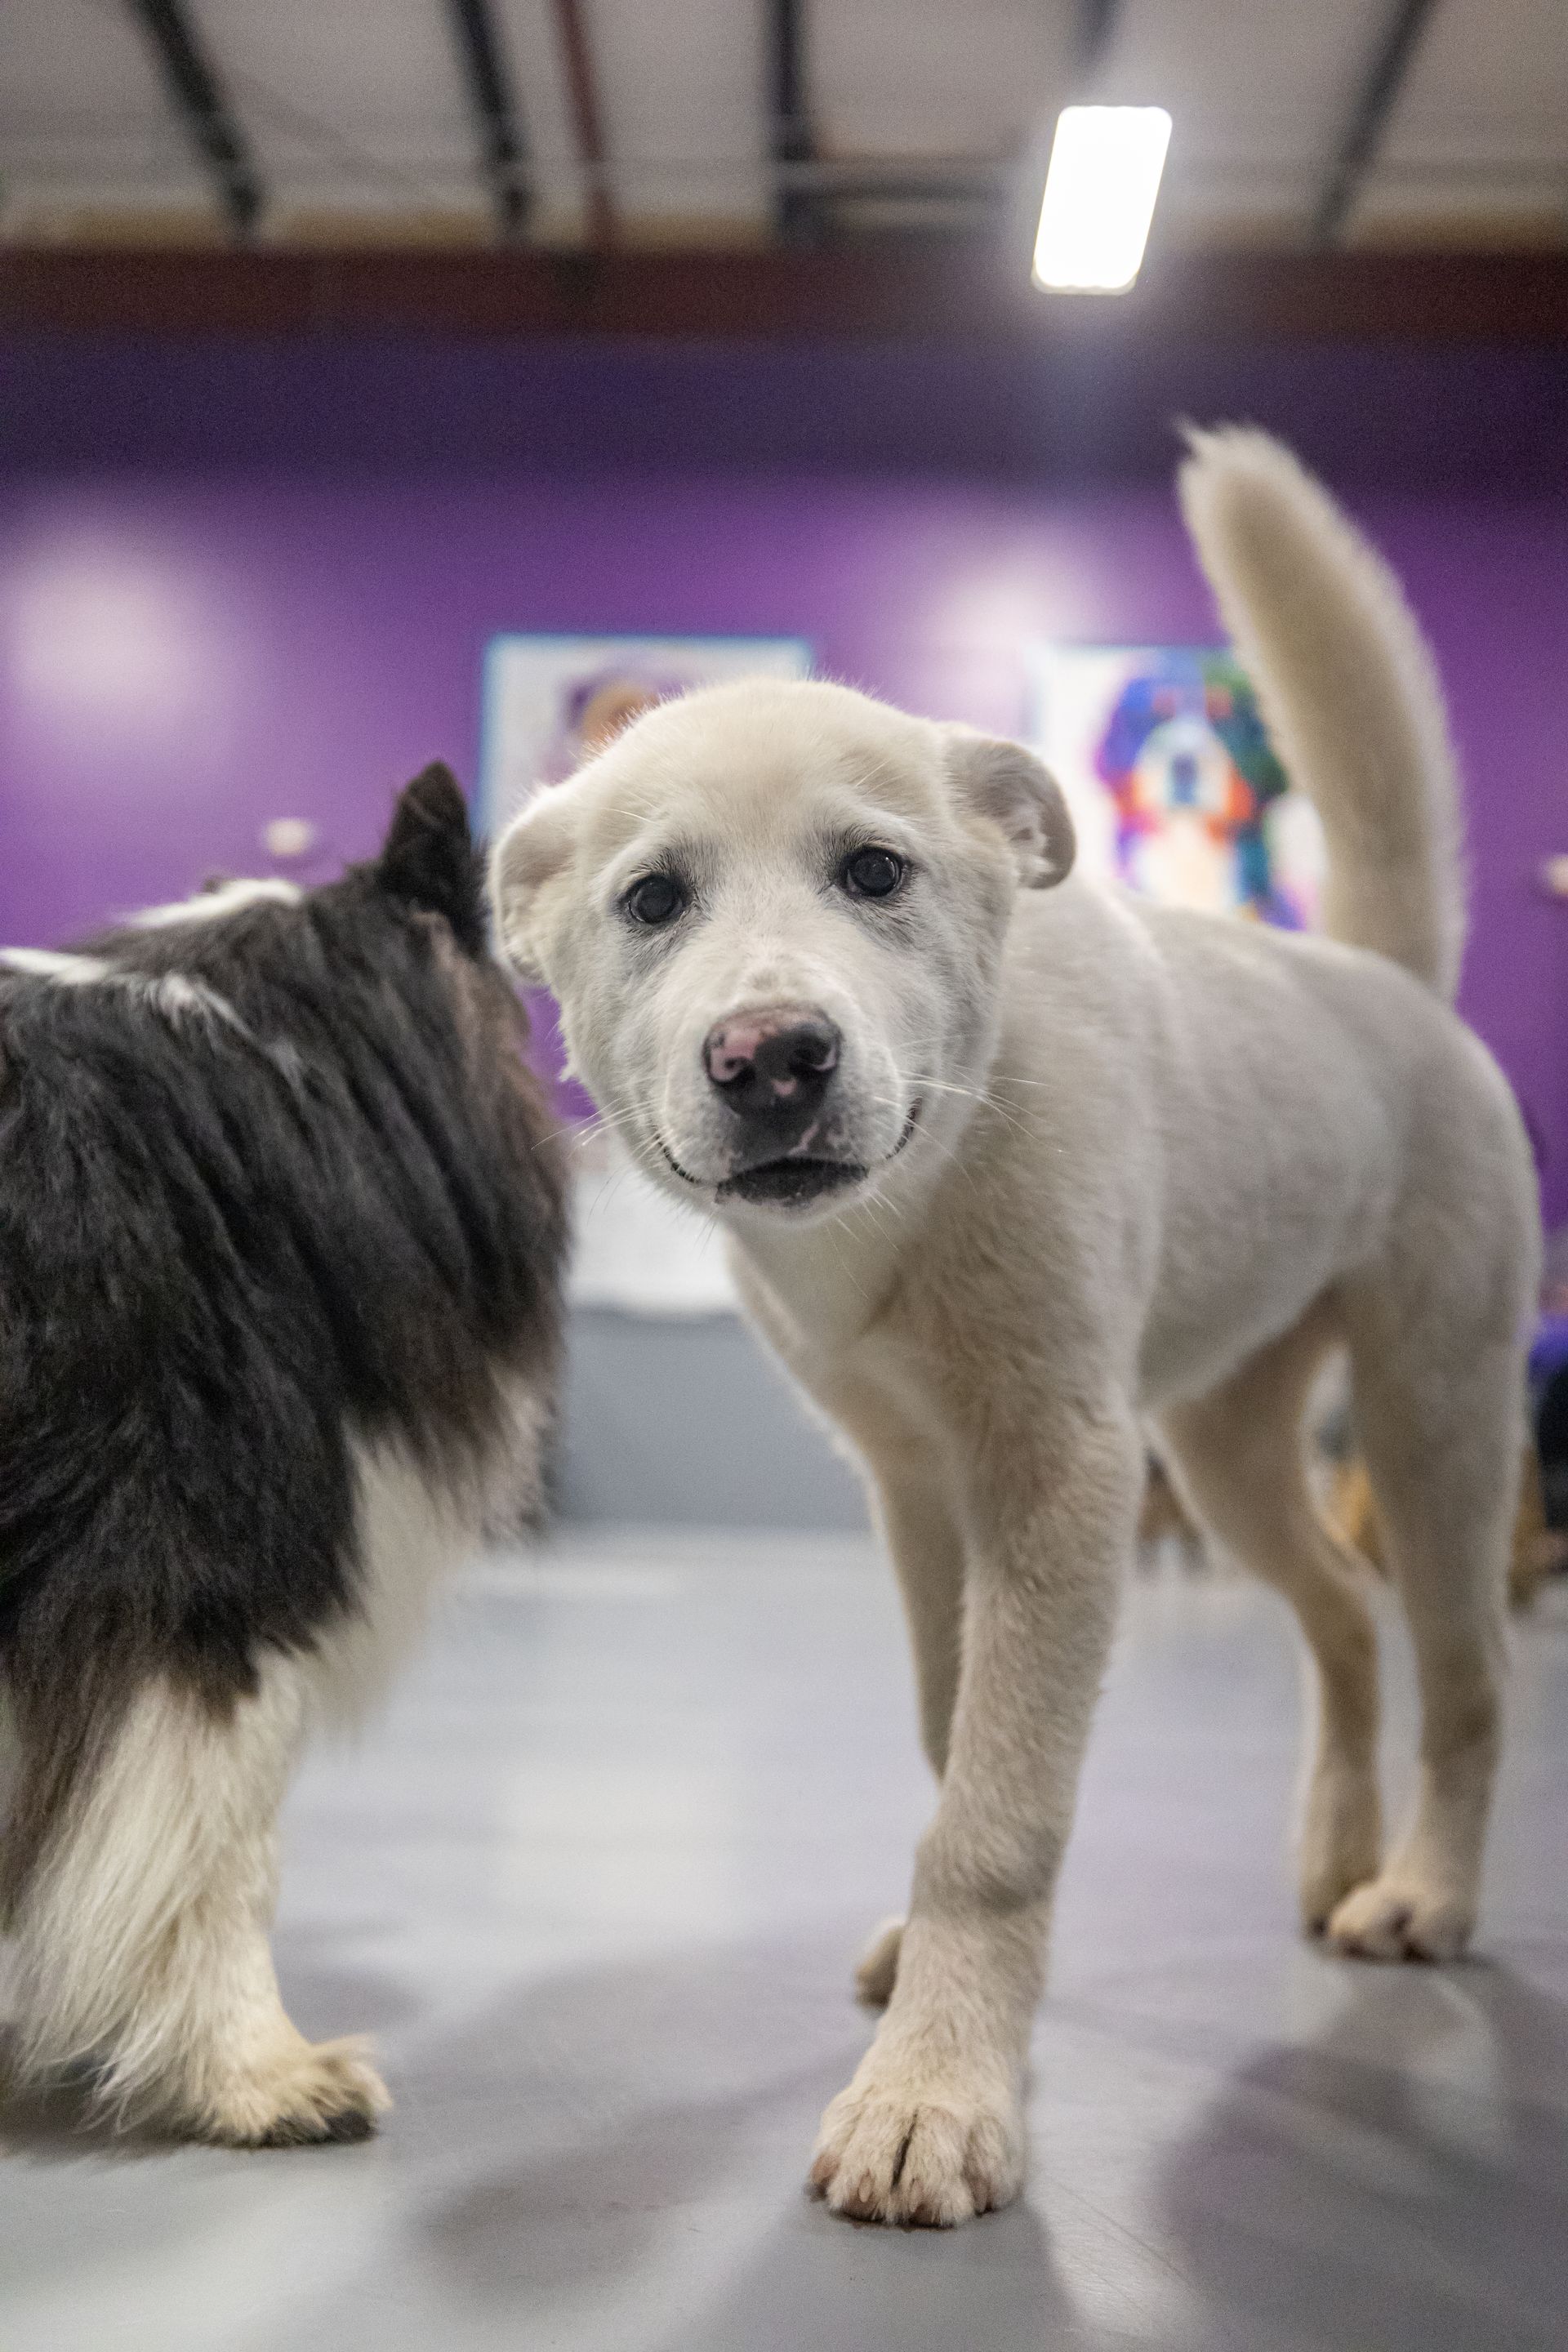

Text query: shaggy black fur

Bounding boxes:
[0,767,566,1874]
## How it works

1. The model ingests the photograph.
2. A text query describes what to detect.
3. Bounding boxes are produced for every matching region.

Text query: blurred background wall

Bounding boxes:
[4,0,1568,1528]
[5,334,1566,1205]
[6,333,1564,1526]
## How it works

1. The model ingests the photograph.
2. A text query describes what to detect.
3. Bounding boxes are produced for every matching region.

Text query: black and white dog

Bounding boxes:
[0,768,566,2145]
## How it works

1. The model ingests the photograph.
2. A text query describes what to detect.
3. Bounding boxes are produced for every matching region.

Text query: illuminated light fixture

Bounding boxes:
[1032,105,1172,293]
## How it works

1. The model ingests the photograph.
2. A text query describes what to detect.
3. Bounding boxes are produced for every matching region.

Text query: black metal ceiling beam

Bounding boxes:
[1076,0,1123,78]
[445,0,531,239]
[124,0,263,238]
[801,161,1004,207]
[1312,0,1441,247]
[770,0,819,245]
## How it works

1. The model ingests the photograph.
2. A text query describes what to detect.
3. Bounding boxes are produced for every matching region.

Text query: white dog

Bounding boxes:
[492,432,1537,2227]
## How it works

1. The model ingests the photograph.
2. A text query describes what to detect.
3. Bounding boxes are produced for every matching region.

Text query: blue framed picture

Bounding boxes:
[1027,642,1325,931]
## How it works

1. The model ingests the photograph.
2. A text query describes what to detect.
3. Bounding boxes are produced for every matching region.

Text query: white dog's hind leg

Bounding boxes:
[1329,1296,1524,1962]
[1158,1301,1383,1932]
[7,1661,388,2143]
[853,1914,906,2008]
[810,1392,1140,2226]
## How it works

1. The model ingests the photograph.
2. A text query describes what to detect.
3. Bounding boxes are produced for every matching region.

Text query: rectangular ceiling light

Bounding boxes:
[1032,105,1172,293]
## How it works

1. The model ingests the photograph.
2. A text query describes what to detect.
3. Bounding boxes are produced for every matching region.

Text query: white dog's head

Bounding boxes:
[490,680,1073,1223]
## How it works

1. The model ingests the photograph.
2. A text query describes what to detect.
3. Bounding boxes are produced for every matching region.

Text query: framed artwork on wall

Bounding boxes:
[1026,643,1325,931]
[478,632,813,841]
[479,631,811,1318]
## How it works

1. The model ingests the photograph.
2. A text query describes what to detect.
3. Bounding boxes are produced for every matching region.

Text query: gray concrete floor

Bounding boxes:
[4,1537,1566,2352]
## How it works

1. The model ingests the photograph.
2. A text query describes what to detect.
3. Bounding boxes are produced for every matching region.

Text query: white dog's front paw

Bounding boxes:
[1324,1872,1474,1962]
[808,2065,1025,2227]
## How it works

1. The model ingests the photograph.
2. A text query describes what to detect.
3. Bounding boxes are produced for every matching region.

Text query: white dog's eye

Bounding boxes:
[840,847,906,900]
[623,873,687,927]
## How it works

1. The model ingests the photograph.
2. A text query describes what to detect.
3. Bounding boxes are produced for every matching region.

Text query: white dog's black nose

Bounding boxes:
[703,1006,840,1136]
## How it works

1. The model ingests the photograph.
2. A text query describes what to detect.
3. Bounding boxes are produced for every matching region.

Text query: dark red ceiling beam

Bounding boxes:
[1,241,1565,345]
[549,0,613,248]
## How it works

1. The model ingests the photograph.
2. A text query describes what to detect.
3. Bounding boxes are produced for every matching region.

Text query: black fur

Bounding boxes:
[376,761,489,957]
[0,768,566,1869]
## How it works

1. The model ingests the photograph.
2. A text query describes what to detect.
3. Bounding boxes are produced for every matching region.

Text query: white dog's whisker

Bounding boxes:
[902,1072,1036,1144]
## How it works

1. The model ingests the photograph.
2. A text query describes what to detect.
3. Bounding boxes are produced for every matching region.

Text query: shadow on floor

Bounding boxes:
[0,2032,138,2163]
[1156,1959,1568,2352]
[6,1918,1567,2350]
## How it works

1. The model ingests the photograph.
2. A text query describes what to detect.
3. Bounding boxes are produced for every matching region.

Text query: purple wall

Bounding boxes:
[2,336,1565,1214]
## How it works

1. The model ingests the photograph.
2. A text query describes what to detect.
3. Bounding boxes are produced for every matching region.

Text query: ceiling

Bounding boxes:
[0,0,1564,254]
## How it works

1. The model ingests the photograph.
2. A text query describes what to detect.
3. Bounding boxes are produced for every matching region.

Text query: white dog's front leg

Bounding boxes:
[811,1397,1140,2226]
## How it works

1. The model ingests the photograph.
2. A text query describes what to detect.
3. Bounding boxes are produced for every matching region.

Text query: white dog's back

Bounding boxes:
[977,430,1530,1405]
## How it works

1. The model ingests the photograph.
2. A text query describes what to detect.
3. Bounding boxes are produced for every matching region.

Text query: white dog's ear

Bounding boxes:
[943,726,1076,889]
[488,794,577,984]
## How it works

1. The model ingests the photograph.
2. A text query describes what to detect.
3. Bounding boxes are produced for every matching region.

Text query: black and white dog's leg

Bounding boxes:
[6,1658,387,2144]
[811,1390,1141,2225]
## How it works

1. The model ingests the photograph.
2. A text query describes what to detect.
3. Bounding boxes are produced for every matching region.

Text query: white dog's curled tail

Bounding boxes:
[1178,426,1463,1001]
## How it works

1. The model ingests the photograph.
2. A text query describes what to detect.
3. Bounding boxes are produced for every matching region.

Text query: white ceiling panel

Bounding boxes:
[591,0,769,236]
[812,0,1076,162]
[0,0,208,229]
[492,0,591,241]
[0,0,1561,251]
[1098,0,1374,241]
[189,0,487,228]
[1357,0,1568,241]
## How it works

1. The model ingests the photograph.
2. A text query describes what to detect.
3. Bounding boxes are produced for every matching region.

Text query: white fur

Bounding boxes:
[0,948,114,986]
[0,947,249,1034]
[0,877,301,1009]
[6,1402,530,2141]
[314,1390,546,1732]
[1178,426,1464,1000]
[128,877,303,929]
[145,971,246,1027]
[7,1659,390,2140]
[492,431,1539,2226]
